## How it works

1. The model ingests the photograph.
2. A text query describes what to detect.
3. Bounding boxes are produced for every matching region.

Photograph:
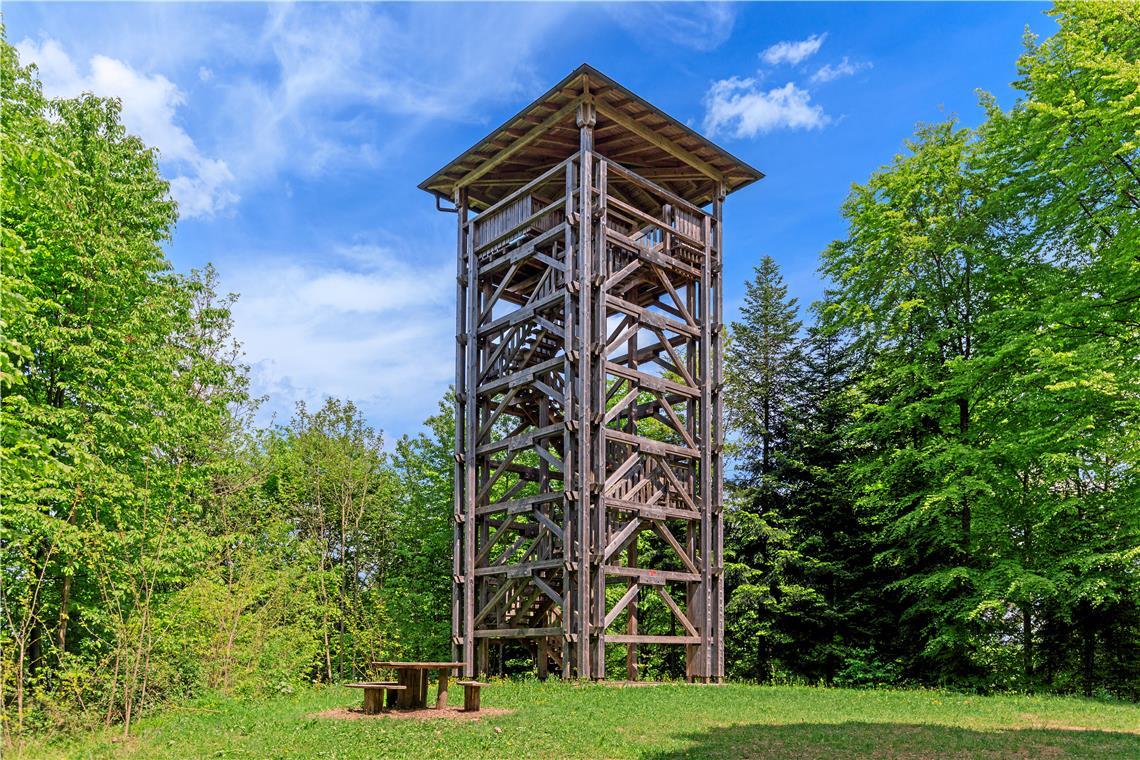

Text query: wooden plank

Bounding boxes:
[473,626,564,639]
[602,516,642,562]
[603,498,699,523]
[605,294,699,340]
[606,428,699,459]
[531,573,564,607]
[479,290,563,337]
[475,195,567,255]
[532,507,565,543]
[604,634,700,645]
[473,154,574,222]
[603,565,700,584]
[604,582,640,628]
[652,520,700,575]
[603,451,641,493]
[594,103,724,185]
[474,558,563,577]
[597,152,709,218]
[475,491,562,517]
[458,98,583,190]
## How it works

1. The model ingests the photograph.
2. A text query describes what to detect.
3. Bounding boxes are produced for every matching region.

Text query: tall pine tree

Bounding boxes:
[723,256,802,680]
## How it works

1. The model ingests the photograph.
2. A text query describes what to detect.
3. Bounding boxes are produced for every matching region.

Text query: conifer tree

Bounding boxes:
[723,256,802,680]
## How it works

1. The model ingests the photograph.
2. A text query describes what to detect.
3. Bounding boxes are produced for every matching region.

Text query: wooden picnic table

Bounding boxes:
[371,661,464,709]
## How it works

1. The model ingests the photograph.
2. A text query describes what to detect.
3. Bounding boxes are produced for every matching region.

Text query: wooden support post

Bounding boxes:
[538,638,549,681]
[437,671,450,708]
[577,95,596,679]
[698,183,714,683]
[464,209,478,678]
[626,538,638,681]
[453,188,468,666]
[712,187,726,682]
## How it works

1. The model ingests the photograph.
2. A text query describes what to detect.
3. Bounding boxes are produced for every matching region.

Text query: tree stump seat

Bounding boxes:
[455,680,489,712]
[346,682,406,714]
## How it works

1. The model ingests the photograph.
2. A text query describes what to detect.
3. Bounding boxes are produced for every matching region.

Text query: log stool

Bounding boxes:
[345,682,406,714]
[456,680,489,712]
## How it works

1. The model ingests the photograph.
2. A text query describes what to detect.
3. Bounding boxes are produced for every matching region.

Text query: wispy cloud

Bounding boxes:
[16,37,238,219]
[17,4,573,221]
[811,57,872,84]
[607,2,737,52]
[218,3,572,183]
[703,78,828,138]
[760,33,827,66]
[226,241,455,433]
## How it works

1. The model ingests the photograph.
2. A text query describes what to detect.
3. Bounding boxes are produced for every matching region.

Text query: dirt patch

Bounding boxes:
[314,706,512,722]
[1017,713,1140,735]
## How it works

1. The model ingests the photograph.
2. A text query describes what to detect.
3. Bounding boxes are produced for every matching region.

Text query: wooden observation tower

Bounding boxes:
[421,65,762,681]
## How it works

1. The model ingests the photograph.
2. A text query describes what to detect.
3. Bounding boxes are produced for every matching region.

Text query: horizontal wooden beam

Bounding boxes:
[475,626,565,639]
[604,634,700,645]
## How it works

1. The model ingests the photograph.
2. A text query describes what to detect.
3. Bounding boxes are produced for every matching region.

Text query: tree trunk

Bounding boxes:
[57,572,73,658]
[958,397,970,551]
[1022,607,1033,684]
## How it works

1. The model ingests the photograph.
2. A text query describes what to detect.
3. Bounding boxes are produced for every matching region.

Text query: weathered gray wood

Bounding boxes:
[456,680,488,712]
[346,682,406,715]
[604,634,701,645]
[439,69,748,683]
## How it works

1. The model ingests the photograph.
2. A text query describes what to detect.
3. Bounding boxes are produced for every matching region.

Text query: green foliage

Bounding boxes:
[0,35,453,741]
[385,398,455,662]
[724,0,1138,697]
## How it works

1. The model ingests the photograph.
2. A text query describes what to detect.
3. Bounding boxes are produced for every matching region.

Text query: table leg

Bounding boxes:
[417,670,429,708]
[397,669,413,709]
[436,671,450,709]
[363,687,383,715]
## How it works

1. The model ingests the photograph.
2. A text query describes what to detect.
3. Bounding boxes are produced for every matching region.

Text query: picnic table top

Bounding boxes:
[371,661,464,669]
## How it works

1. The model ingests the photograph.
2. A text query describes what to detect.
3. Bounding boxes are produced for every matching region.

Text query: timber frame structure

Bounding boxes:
[421,65,762,681]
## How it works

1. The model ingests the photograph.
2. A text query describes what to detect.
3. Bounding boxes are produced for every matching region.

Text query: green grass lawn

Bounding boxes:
[14,681,1140,759]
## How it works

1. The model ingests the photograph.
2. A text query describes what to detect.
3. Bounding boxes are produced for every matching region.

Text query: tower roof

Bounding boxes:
[419,64,763,211]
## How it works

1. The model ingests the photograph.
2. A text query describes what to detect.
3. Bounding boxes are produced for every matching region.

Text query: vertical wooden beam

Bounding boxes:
[464,208,479,678]
[562,158,577,679]
[712,187,726,681]
[593,150,610,681]
[577,96,597,678]
[453,188,468,666]
[626,538,638,681]
[626,326,639,682]
[685,268,699,682]
[699,189,714,683]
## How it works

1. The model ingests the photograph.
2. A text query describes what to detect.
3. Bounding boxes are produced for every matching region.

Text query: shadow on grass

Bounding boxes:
[641,721,1140,759]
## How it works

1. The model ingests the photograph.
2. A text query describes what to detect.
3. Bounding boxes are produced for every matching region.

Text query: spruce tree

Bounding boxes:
[723,256,802,680]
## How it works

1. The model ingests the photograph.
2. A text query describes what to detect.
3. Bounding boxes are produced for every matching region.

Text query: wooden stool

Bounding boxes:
[455,680,488,712]
[346,682,406,714]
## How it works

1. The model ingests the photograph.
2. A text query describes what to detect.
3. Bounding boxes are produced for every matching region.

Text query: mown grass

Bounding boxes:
[12,680,1140,759]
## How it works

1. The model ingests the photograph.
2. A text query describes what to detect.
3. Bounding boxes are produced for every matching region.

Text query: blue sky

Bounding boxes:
[7,1,1057,441]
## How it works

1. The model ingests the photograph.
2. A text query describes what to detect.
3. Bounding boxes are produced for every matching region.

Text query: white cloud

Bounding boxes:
[15,37,237,219]
[607,2,736,52]
[214,4,572,184]
[760,33,827,66]
[14,5,571,220]
[703,78,828,138]
[811,57,872,84]
[225,243,455,434]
